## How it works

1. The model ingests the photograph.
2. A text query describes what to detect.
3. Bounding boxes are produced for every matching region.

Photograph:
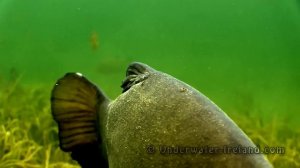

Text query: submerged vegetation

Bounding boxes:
[0,71,299,168]
[232,113,300,168]
[0,72,79,168]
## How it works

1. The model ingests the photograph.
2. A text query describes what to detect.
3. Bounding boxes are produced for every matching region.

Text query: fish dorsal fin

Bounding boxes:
[51,72,107,152]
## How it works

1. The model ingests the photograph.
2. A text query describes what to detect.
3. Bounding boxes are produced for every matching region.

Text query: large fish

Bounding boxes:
[51,62,273,168]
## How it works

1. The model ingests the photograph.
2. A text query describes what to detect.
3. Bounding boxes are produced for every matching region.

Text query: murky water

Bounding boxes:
[0,0,299,167]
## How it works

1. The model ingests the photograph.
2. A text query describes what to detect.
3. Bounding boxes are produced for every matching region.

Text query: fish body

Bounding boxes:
[51,62,273,168]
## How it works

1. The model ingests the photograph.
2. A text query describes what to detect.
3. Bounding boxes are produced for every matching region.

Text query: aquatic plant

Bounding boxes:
[230,90,300,168]
[232,112,300,168]
[0,72,79,168]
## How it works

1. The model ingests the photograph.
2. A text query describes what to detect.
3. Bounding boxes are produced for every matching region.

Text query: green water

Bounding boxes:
[0,0,300,129]
[0,0,300,167]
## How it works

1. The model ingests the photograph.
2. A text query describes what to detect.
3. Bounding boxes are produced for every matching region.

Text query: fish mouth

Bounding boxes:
[121,62,150,92]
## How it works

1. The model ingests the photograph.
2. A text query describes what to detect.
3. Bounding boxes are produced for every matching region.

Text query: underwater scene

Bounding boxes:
[0,0,299,167]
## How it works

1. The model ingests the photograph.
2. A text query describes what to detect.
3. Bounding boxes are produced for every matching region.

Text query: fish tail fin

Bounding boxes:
[51,72,108,167]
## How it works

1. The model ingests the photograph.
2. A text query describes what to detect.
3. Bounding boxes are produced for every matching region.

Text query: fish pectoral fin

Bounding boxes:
[51,72,106,152]
[51,73,109,167]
